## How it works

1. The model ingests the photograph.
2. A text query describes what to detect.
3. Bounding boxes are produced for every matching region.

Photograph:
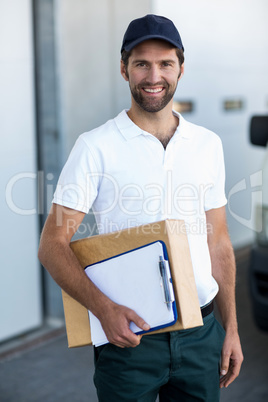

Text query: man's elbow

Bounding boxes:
[38,235,49,268]
[38,231,70,267]
[38,230,57,267]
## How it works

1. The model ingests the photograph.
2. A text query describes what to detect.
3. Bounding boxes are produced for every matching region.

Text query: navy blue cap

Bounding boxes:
[121,14,184,54]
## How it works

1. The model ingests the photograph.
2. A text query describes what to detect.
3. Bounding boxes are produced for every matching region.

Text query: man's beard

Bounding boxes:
[129,80,178,113]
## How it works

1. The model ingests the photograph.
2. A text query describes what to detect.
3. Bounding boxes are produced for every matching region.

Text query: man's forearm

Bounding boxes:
[38,237,112,319]
[210,236,244,387]
[206,207,243,387]
[210,237,238,332]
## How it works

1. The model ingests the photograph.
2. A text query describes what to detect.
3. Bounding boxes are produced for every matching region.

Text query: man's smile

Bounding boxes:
[142,87,165,94]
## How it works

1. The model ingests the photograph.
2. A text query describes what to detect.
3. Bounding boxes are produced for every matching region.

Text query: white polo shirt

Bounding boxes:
[53,109,227,307]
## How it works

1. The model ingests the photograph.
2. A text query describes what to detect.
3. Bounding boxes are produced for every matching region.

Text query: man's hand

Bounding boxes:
[99,302,150,348]
[220,330,244,388]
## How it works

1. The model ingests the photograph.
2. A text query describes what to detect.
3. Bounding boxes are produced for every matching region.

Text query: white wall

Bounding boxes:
[0,0,42,341]
[153,0,268,247]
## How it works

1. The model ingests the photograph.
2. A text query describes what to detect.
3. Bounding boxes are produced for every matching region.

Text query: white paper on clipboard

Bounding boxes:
[84,241,176,346]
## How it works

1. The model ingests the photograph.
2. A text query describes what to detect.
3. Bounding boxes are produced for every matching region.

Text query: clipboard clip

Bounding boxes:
[159,256,173,310]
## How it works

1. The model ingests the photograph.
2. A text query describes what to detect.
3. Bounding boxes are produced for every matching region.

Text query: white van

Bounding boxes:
[249,116,268,330]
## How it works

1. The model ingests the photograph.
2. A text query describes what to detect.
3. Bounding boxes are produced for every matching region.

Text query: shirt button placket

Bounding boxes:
[163,141,174,170]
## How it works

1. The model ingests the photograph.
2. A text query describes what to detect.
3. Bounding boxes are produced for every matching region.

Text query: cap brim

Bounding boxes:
[122,34,184,53]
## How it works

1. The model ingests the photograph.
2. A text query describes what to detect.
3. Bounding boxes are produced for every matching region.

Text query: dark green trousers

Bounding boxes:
[94,313,225,401]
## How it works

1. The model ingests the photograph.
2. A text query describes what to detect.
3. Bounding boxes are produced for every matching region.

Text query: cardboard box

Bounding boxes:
[62,220,203,347]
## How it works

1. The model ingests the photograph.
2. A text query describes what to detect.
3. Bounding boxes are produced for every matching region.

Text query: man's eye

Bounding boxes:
[137,63,146,67]
[162,62,172,67]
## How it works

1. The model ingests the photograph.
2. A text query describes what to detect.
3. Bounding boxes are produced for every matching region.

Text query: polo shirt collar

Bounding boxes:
[172,110,191,140]
[114,109,191,141]
[114,110,143,140]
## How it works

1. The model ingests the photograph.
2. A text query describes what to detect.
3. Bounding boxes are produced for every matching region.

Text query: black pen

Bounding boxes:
[159,256,172,310]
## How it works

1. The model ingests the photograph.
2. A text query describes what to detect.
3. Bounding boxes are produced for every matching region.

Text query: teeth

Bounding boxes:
[143,88,163,93]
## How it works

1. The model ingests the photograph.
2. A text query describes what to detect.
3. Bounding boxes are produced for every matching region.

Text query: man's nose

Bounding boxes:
[147,65,161,84]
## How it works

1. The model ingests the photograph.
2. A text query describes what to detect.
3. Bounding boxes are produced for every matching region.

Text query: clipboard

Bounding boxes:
[62,220,203,348]
[84,241,177,346]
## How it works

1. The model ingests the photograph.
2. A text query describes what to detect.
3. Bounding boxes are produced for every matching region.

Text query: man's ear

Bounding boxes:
[178,63,184,81]
[120,60,129,81]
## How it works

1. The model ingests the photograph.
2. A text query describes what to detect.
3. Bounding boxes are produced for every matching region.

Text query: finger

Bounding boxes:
[108,309,149,348]
[123,329,142,347]
[220,360,240,388]
[114,335,142,349]
[220,351,230,377]
[112,325,142,348]
[114,343,125,349]
[220,372,233,388]
[220,374,229,388]
[128,310,150,332]
[129,334,142,348]
[221,359,241,388]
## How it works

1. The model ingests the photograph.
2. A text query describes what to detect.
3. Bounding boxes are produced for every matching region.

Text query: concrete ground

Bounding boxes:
[0,251,268,401]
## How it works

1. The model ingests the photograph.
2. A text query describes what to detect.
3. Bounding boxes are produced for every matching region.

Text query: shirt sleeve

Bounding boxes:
[204,136,227,211]
[52,136,100,213]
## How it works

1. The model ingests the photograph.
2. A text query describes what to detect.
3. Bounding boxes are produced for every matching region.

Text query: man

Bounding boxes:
[39,14,243,401]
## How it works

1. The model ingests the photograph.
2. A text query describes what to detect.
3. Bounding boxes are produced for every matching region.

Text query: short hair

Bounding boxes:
[121,46,184,68]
